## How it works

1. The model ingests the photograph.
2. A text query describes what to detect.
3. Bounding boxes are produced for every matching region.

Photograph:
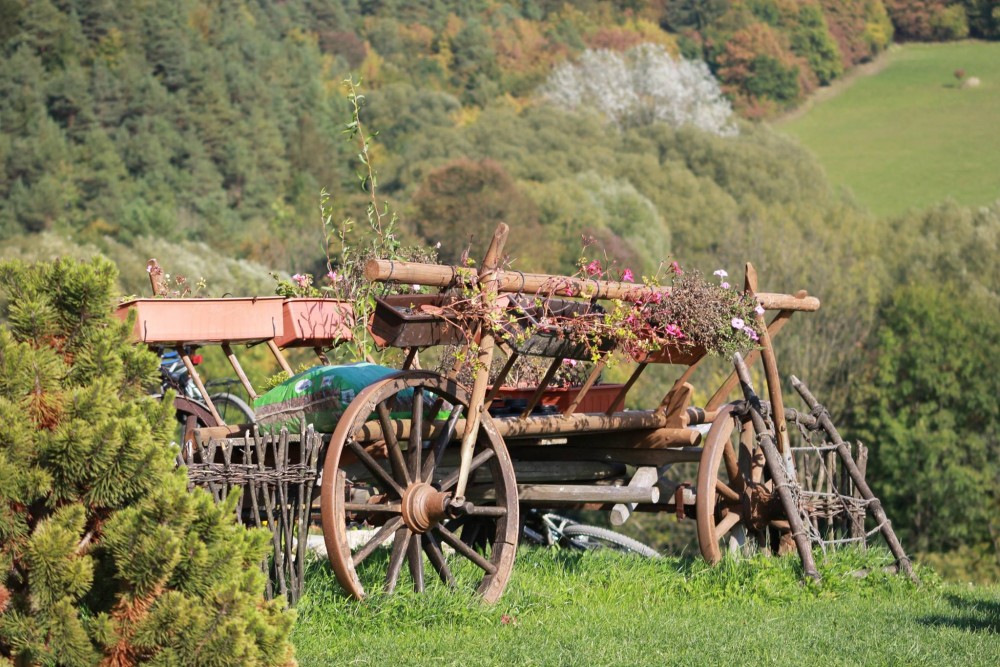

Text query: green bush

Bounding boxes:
[0,257,295,666]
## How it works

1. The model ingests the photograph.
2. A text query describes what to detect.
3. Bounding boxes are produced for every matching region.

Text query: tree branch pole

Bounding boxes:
[452,223,508,506]
[733,354,821,582]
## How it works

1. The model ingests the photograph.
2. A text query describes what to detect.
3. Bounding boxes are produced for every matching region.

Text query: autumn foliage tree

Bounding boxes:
[0,257,294,666]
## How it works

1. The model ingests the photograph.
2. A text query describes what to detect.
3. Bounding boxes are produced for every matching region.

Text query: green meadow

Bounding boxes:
[291,548,1000,666]
[780,41,1000,217]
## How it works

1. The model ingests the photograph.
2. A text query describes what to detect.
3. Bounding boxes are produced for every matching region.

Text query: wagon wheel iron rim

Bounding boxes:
[696,402,782,564]
[320,371,519,603]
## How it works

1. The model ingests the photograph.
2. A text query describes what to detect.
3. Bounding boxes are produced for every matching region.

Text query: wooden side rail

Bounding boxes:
[364,259,820,312]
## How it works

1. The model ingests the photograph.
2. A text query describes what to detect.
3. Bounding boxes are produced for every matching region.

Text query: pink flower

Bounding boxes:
[720,281,730,289]
[713,269,728,278]
[746,328,760,342]
[649,291,663,304]
[292,273,310,288]
[327,271,341,282]
[584,259,603,277]
[622,268,634,282]
[664,323,685,339]
[670,261,683,275]
[731,317,745,330]
[563,359,578,366]
[755,304,765,316]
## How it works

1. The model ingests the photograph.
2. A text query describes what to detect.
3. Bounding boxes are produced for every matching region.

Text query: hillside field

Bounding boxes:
[291,548,1000,666]
[779,41,1000,216]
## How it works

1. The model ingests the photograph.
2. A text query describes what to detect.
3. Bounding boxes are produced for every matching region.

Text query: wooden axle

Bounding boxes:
[364,259,821,312]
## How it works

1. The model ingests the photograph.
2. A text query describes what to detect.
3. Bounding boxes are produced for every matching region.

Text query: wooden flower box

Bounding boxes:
[488,383,625,415]
[370,294,469,348]
[273,298,355,348]
[506,296,615,360]
[115,297,284,345]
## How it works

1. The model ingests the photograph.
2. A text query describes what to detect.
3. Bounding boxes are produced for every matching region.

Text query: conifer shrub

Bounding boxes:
[0,257,295,666]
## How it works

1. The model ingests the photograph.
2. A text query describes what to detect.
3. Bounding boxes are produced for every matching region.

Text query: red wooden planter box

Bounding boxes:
[273,298,354,348]
[490,383,625,415]
[115,297,284,345]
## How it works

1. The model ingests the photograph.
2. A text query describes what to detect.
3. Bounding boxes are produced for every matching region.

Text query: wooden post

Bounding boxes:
[266,339,293,375]
[744,263,791,464]
[452,224,509,505]
[733,354,820,581]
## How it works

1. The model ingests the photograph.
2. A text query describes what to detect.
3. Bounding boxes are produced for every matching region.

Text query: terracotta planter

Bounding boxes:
[631,341,706,366]
[488,383,625,415]
[370,294,469,347]
[274,298,355,348]
[115,297,284,345]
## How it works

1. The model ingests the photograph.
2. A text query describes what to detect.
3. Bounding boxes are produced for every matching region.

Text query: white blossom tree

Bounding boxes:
[540,43,737,137]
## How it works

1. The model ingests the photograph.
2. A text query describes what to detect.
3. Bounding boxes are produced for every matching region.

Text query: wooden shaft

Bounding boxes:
[177,346,223,425]
[266,339,293,374]
[454,223,508,502]
[484,351,519,406]
[744,263,790,459]
[790,375,916,581]
[733,354,820,581]
[365,259,821,312]
[611,466,661,526]
[608,362,646,416]
[515,483,659,505]
[519,357,562,419]
[563,360,605,415]
[222,342,258,400]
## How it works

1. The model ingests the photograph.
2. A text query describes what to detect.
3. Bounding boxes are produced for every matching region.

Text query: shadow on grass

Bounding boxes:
[918,594,1000,634]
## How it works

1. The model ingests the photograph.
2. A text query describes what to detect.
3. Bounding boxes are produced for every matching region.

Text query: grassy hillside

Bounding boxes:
[780,41,1000,216]
[292,548,1000,666]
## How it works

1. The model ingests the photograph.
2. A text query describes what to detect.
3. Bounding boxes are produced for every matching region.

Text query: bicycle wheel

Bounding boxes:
[209,392,256,425]
[561,524,660,558]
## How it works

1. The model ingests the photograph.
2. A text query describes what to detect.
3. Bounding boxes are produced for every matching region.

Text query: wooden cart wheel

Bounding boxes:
[696,403,781,564]
[320,371,519,603]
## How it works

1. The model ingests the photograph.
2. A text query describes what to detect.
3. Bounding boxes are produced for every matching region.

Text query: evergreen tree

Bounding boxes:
[0,257,294,666]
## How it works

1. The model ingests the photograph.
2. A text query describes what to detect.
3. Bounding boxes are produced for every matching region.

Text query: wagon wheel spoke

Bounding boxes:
[723,438,741,491]
[715,479,741,504]
[408,387,424,482]
[423,532,456,588]
[423,406,463,484]
[434,523,498,574]
[384,526,412,594]
[438,449,496,492]
[407,531,425,593]
[343,502,402,514]
[377,402,410,486]
[352,516,405,567]
[715,511,742,539]
[346,439,406,498]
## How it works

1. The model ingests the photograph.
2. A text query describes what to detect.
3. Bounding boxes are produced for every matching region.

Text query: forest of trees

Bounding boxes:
[0,0,997,580]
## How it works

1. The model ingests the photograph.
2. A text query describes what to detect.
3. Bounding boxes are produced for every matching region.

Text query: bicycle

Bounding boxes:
[521,509,661,558]
[157,349,256,441]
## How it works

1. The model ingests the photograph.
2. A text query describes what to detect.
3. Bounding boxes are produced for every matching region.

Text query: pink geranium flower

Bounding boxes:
[670,261,683,275]
[292,273,310,288]
[584,259,603,277]
[622,268,634,282]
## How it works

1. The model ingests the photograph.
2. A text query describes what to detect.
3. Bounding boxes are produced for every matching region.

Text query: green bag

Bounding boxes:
[254,363,409,434]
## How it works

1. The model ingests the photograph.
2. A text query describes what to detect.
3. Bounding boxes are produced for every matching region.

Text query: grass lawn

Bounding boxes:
[779,41,1000,217]
[291,547,1000,666]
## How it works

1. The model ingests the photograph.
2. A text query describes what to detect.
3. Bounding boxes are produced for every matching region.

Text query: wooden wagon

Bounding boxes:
[118,226,913,604]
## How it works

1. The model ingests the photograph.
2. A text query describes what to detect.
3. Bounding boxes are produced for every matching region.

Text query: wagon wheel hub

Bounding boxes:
[401,482,451,534]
